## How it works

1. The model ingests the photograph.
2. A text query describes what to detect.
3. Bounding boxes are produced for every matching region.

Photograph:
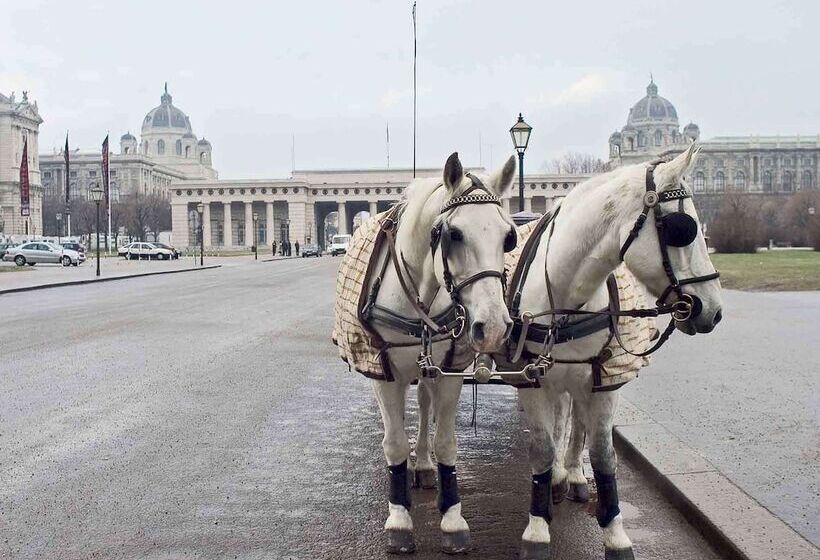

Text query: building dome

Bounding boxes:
[683,122,700,141]
[182,132,197,139]
[197,137,211,146]
[609,130,622,143]
[121,131,136,141]
[626,79,678,125]
[141,83,192,134]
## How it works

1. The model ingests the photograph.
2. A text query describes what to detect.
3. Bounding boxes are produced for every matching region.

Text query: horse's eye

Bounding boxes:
[449,228,464,242]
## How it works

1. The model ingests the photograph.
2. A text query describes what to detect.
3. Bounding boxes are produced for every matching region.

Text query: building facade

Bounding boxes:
[609,79,820,223]
[39,85,217,204]
[170,168,588,249]
[0,91,43,237]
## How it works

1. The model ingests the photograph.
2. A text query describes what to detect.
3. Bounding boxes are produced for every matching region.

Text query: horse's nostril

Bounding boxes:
[713,309,723,325]
[471,322,485,342]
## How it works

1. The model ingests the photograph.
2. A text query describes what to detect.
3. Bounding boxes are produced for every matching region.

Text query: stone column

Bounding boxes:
[524,195,533,213]
[337,201,348,235]
[170,202,189,247]
[266,202,275,249]
[369,201,378,216]
[223,202,232,247]
[244,202,254,248]
[288,201,306,244]
[305,202,316,244]
[202,202,211,248]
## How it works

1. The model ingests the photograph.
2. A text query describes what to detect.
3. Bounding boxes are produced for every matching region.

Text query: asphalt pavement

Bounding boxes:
[622,289,820,547]
[1,257,722,559]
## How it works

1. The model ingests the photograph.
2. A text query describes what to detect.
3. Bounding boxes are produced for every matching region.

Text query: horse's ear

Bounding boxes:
[443,152,464,191]
[489,155,517,197]
[657,142,700,189]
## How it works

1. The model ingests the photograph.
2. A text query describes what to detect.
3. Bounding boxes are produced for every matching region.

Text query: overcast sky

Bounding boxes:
[1,0,817,178]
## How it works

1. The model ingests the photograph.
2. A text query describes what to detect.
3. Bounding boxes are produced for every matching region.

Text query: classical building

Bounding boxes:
[609,79,820,223]
[39,84,217,203]
[0,91,43,237]
[170,168,588,249]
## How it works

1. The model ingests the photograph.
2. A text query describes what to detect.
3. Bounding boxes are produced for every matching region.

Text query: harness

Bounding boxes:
[362,173,513,378]
[504,159,720,387]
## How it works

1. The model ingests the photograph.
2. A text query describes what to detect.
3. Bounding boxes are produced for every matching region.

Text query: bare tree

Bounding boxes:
[783,191,820,246]
[41,194,63,236]
[542,152,609,174]
[144,195,171,241]
[709,190,762,253]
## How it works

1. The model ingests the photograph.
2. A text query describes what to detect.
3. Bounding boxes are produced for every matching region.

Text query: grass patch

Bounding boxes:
[710,250,820,291]
[0,265,32,273]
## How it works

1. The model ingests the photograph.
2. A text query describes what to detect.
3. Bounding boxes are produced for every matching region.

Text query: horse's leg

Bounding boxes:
[565,401,590,503]
[413,380,437,488]
[550,391,572,504]
[576,390,634,560]
[372,379,415,554]
[518,386,557,560]
[432,376,470,554]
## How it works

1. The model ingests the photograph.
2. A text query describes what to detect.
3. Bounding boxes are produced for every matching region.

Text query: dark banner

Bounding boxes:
[102,134,110,202]
[64,134,70,204]
[20,137,30,216]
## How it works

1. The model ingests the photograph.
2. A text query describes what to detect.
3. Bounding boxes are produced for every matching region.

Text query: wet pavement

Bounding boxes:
[622,290,820,547]
[1,258,721,559]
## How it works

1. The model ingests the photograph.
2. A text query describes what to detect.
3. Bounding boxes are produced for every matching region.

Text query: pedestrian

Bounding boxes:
[295,241,300,257]
[287,241,292,256]
[272,240,277,256]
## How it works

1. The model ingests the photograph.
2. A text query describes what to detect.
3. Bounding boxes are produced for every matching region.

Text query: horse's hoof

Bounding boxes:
[413,469,437,489]
[567,482,590,503]
[520,539,550,560]
[386,529,416,554]
[551,478,569,504]
[605,547,635,560]
[441,530,470,554]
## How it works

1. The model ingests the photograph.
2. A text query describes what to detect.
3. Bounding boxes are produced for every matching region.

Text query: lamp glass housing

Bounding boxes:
[509,113,532,152]
[89,187,104,202]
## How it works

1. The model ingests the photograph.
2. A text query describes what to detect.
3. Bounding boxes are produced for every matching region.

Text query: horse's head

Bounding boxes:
[432,152,517,352]
[620,144,723,334]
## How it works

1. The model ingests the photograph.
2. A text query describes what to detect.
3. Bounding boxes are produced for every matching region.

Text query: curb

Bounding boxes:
[613,398,818,560]
[0,265,222,296]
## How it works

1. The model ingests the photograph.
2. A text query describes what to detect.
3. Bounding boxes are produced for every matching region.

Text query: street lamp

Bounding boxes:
[56,213,63,245]
[509,113,533,214]
[252,211,259,260]
[196,203,204,267]
[89,186,104,277]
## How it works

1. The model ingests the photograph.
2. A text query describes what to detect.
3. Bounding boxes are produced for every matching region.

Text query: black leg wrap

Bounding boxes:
[530,469,553,523]
[437,463,460,513]
[389,461,411,510]
[593,470,620,528]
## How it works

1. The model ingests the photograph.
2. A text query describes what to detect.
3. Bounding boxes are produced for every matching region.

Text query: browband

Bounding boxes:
[439,173,501,213]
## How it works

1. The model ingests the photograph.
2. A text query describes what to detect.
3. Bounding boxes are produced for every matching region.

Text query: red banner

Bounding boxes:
[20,137,30,216]
[64,134,70,204]
[102,134,110,202]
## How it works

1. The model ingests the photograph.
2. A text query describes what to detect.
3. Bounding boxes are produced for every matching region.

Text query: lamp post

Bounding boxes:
[196,203,204,267]
[509,113,533,215]
[90,186,104,277]
[56,213,63,245]
[252,212,259,260]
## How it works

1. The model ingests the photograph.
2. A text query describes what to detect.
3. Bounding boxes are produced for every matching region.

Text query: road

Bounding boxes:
[623,289,820,547]
[0,258,720,559]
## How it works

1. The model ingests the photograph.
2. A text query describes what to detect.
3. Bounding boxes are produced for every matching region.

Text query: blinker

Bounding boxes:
[661,212,698,247]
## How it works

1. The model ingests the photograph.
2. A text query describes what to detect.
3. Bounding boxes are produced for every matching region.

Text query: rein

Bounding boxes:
[505,159,721,382]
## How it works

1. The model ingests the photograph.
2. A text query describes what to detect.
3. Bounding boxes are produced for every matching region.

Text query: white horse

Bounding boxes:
[366,152,517,553]
[499,145,722,559]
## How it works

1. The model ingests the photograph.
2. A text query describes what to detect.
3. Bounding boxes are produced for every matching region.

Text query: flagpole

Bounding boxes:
[412,1,417,178]
[65,132,71,238]
[386,122,390,169]
[105,131,112,252]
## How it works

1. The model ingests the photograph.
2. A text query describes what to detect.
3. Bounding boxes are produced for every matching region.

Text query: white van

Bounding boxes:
[329,234,352,256]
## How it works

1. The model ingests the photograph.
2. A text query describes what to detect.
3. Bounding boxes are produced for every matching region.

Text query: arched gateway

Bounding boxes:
[170,167,588,249]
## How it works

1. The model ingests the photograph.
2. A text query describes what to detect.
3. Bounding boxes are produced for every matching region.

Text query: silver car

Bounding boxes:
[2,241,83,267]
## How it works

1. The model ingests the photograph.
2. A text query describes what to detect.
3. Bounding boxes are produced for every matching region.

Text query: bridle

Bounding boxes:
[504,159,720,383]
[363,173,516,376]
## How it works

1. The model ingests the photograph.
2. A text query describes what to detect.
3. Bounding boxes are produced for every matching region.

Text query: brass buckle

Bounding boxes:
[451,304,466,338]
[672,294,694,322]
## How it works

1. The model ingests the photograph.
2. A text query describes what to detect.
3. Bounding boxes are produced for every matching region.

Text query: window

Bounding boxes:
[802,170,813,189]
[763,171,773,191]
[185,145,191,158]
[124,147,130,154]
[627,137,634,151]
[111,170,117,177]
[175,139,182,155]
[784,158,791,166]
[654,130,663,146]
[157,140,165,155]
[783,171,793,191]
[715,159,724,168]
[715,171,725,192]
[43,171,52,179]
[89,170,96,177]
[638,133,646,147]
[200,151,207,162]
[694,172,705,191]
[735,171,746,190]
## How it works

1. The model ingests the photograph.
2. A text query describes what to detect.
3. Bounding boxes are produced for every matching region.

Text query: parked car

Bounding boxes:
[329,234,351,256]
[301,244,322,257]
[0,242,17,260]
[121,242,175,260]
[2,241,82,266]
[60,242,87,263]
[152,242,180,259]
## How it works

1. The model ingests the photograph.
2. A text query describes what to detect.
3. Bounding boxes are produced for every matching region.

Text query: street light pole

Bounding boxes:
[252,212,259,260]
[196,203,204,267]
[90,186,104,277]
[517,150,525,212]
[509,113,533,216]
[56,213,63,245]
